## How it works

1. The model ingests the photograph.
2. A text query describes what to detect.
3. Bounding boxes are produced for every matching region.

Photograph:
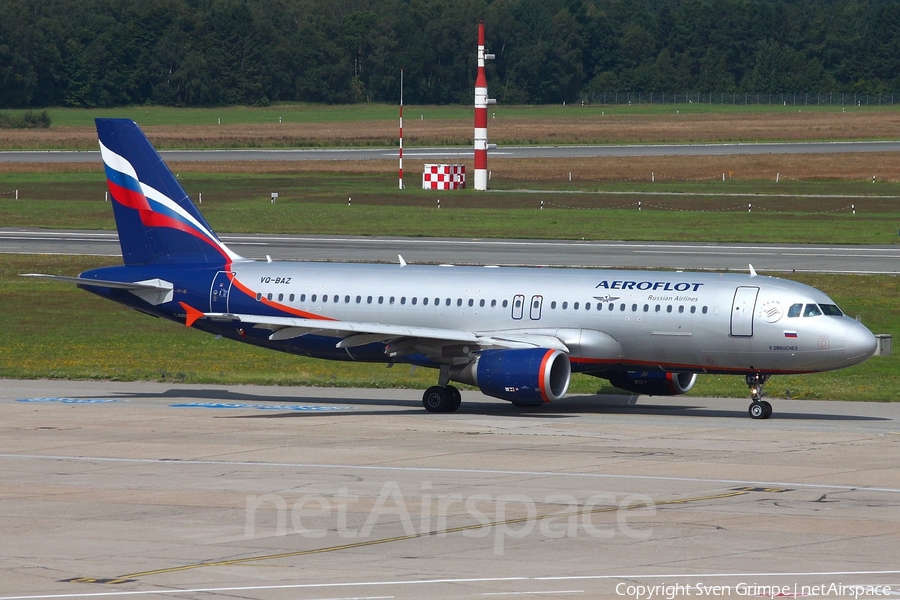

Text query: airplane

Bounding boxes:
[26,119,878,419]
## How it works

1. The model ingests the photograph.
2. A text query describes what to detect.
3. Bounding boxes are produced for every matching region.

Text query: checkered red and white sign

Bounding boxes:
[422,164,466,190]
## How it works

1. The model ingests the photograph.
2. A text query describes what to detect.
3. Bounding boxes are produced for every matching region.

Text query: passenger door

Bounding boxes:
[731,286,759,337]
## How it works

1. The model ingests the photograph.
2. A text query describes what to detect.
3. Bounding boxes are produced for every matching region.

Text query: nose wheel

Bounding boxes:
[746,374,772,419]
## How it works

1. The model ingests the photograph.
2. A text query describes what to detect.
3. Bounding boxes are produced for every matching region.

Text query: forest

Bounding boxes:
[2,0,900,108]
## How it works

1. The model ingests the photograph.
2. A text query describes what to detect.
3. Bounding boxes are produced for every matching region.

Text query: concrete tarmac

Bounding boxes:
[2,379,899,599]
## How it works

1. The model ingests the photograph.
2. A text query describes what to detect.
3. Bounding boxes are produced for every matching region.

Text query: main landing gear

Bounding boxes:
[422,365,462,413]
[422,385,461,413]
[746,373,772,419]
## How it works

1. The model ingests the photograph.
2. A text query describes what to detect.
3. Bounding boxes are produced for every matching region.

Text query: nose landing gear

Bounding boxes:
[746,373,772,419]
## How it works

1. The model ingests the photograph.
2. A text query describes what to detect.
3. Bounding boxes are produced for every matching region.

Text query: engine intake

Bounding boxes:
[605,371,697,396]
[451,348,571,405]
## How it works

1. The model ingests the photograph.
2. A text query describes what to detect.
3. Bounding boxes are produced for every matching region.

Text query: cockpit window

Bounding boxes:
[819,304,844,316]
[787,303,802,318]
[803,303,823,317]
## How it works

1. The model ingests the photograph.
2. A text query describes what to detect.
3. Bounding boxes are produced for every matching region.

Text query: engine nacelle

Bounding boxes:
[605,371,697,396]
[452,348,571,405]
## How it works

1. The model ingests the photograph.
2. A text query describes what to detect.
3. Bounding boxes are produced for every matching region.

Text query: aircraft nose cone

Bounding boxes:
[844,320,877,364]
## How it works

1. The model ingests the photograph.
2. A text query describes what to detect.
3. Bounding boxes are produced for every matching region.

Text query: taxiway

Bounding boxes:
[2,379,899,599]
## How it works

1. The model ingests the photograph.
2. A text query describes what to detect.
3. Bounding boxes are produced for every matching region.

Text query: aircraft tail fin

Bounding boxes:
[96,118,241,266]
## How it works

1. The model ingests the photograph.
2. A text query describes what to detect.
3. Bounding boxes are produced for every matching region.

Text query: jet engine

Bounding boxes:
[451,348,571,406]
[605,371,697,396]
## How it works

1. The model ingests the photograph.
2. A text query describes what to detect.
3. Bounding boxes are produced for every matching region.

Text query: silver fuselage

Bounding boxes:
[221,260,875,375]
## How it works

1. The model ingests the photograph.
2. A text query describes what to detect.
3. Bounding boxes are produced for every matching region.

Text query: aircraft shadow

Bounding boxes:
[89,388,890,422]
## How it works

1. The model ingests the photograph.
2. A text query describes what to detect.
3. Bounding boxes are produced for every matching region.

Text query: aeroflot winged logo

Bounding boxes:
[99,140,239,264]
[596,280,704,292]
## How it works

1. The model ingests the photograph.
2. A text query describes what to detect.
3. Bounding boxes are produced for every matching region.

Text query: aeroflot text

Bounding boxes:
[596,280,704,292]
[615,582,893,599]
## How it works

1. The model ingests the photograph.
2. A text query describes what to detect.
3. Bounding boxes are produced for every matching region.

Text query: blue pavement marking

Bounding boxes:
[16,397,119,404]
[170,402,353,411]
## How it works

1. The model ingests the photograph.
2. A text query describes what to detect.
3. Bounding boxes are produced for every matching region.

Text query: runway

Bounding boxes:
[2,379,899,599]
[3,227,898,274]
[4,140,900,163]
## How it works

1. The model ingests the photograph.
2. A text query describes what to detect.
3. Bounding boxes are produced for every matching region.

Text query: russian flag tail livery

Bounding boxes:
[96,118,242,266]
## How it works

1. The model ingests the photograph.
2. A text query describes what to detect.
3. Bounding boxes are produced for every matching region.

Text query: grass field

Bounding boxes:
[3,103,900,149]
[2,170,899,244]
[1,255,896,402]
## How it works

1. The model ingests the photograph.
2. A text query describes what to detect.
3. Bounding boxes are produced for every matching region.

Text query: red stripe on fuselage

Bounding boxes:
[229,275,336,321]
[569,356,818,376]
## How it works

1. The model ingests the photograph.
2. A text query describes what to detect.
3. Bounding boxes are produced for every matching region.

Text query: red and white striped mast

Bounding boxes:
[474,21,495,191]
[399,68,404,190]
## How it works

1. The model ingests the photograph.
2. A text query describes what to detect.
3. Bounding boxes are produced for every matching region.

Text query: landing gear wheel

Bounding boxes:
[423,386,450,412]
[446,385,462,412]
[749,400,773,419]
[745,373,773,420]
[423,385,460,413]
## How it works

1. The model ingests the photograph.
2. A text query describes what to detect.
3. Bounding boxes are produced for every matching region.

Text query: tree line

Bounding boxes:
[2,0,900,109]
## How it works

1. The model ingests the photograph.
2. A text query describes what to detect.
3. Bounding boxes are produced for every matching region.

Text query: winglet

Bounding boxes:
[179,302,205,327]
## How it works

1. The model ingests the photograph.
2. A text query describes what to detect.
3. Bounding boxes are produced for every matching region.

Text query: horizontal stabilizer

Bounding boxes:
[22,274,174,305]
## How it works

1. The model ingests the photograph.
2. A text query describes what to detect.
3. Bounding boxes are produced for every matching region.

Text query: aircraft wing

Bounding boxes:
[197,311,570,355]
